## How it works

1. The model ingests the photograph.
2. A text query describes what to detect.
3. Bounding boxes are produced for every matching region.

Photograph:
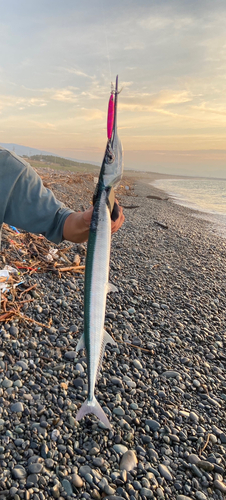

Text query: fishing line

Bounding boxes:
[101,1,112,85]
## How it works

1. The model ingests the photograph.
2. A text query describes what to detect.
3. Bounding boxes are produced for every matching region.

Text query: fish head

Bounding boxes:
[99,75,123,189]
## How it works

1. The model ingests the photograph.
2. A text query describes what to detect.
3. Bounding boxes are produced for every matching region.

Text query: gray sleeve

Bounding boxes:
[2,151,74,244]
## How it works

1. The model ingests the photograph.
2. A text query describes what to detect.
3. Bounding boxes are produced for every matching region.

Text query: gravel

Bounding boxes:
[0,173,226,499]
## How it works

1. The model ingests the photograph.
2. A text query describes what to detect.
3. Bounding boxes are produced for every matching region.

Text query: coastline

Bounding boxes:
[0,167,226,499]
[129,170,226,239]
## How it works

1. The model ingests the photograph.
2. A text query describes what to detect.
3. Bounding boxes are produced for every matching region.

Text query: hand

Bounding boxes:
[111,201,125,234]
[63,202,124,243]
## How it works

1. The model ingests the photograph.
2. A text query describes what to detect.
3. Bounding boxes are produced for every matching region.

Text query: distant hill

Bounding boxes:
[0,143,99,166]
[30,154,97,171]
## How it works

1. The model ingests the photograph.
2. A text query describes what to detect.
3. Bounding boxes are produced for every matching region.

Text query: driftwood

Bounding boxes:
[154,221,168,229]
[147,195,168,201]
[121,205,140,209]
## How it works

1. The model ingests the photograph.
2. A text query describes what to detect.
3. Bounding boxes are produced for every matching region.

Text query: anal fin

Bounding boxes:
[107,283,118,293]
[96,330,117,381]
[76,333,85,352]
[103,329,117,346]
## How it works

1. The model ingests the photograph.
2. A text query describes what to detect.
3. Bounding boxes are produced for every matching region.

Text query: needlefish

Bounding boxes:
[75,75,123,429]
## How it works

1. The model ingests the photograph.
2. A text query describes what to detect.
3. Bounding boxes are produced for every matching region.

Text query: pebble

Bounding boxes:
[188,454,200,465]
[0,179,226,500]
[28,463,43,474]
[12,466,27,479]
[162,370,180,378]
[214,479,226,493]
[177,497,193,500]
[195,493,207,500]
[79,465,92,477]
[197,460,214,472]
[62,479,73,495]
[72,473,84,488]
[140,488,154,498]
[189,411,199,423]
[158,464,173,481]
[113,406,125,416]
[120,450,138,471]
[219,432,226,443]
[132,359,143,370]
[113,444,128,454]
[145,419,160,431]
[11,402,24,412]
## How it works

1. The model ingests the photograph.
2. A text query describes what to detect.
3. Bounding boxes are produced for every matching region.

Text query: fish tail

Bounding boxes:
[76,397,111,429]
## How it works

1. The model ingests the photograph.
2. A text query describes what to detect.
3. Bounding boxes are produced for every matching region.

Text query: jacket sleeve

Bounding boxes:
[1,150,73,244]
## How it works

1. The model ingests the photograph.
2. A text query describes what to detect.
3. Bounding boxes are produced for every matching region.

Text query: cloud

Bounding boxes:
[0,95,47,112]
[51,88,78,103]
[120,90,193,112]
[58,67,95,79]
[192,104,226,116]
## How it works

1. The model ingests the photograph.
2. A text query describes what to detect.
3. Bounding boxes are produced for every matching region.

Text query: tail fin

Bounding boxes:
[76,397,111,429]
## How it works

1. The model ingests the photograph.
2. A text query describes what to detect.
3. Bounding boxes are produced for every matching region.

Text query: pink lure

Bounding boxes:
[107,94,114,139]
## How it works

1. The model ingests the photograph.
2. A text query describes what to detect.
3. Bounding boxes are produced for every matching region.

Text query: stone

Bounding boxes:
[219,432,226,444]
[92,457,104,467]
[26,474,39,486]
[140,488,154,498]
[65,351,77,360]
[156,488,165,499]
[79,465,92,477]
[214,480,226,493]
[72,473,83,488]
[28,463,43,474]
[177,496,193,500]
[188,454,200,465]
[12,466,27,479]
[11,402,24,412]
[145,419,160,431]
[197,460,214,472]
[119,450,138,471]
[113,444,128,454]
[162,370,180,378]
[73,377,84,388]
[62,479,73,495]
[189,411,199,423]
[52,484,60,498]
[158,464,173,481]
[45,458,54,469]
[16,360,28,370]
[195,493,207,500]
[132,359,143,370]
[113,407,125,416]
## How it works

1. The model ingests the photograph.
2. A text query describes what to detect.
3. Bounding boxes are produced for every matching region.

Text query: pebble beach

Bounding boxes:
[0,168,226,500]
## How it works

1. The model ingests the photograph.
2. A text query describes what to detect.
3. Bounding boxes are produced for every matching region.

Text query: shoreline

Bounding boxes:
[0,167,226,499]
[132,172,226,240]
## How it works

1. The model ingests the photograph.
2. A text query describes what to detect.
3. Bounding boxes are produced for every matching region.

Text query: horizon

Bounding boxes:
[1,141,226,180]
[1,1,226,178]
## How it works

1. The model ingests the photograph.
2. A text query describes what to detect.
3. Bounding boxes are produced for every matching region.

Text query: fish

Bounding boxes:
[75,75,123,429]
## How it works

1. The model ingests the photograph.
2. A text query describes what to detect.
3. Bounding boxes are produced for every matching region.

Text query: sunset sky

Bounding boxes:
[1,0,226,177]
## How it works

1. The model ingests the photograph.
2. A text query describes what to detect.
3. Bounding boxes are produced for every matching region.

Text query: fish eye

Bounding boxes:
[105,144,115,164]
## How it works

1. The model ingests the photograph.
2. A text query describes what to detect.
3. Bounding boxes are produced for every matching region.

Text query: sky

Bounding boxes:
[0,0,226,177]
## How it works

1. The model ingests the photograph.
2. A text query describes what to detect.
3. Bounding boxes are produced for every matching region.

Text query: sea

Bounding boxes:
[151,177,226,237]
